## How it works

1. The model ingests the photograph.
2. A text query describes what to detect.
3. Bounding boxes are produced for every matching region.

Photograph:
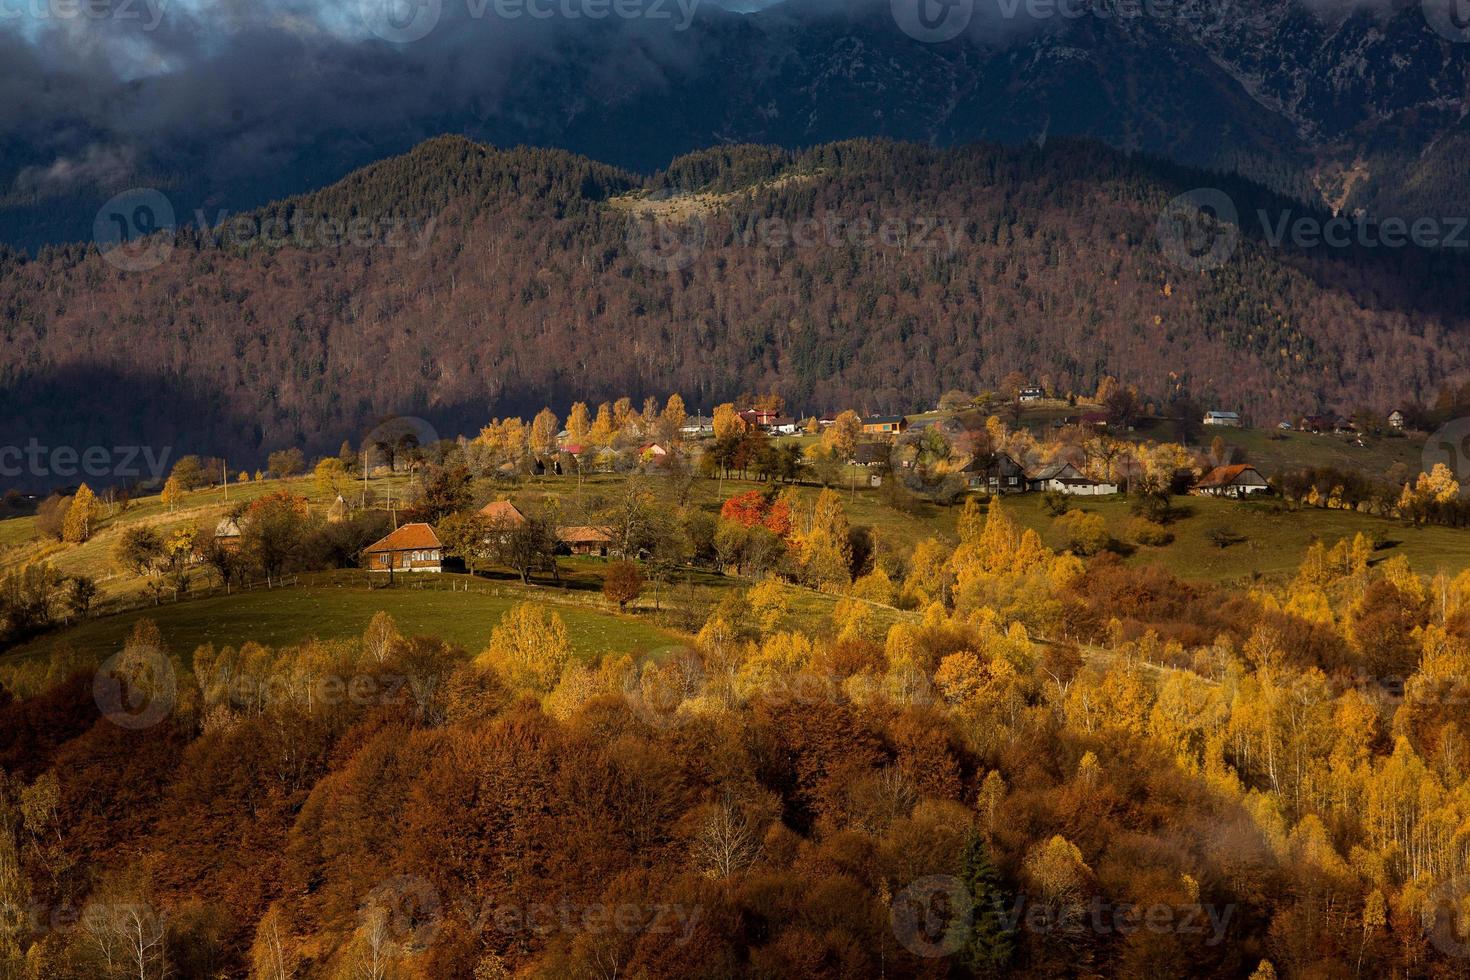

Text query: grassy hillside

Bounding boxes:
[1,572,679,668]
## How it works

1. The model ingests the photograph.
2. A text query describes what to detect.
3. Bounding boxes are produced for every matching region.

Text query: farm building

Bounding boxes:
[363,523,443,572]
[1193,464,1271,498]
[1027,461,1119,496]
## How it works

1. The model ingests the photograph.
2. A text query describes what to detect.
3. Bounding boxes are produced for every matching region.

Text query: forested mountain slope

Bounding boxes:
[2,135,1468,482]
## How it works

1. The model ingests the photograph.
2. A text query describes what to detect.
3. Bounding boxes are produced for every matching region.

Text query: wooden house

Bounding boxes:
[213,517,243,552]
[478,500,527,525]
[1027,461,1118,496]
[962,452,1028,494]
[1193,464,1271,498]
[557,525,614,557]
[862,415,909,436]
[363,523,443,572]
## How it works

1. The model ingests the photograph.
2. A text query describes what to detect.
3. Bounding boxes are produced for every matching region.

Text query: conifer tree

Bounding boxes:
[959,832,1014,976]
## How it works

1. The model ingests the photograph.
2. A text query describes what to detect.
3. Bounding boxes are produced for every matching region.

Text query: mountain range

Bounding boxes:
[2,0,1469,252]
[2,134,1467,487]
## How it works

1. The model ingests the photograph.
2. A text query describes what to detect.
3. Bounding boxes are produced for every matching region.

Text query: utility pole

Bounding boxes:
[222,459,228,502]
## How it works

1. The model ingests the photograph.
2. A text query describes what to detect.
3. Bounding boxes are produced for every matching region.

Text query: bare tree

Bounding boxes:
[81,890,170,980]
[691,796,763,879]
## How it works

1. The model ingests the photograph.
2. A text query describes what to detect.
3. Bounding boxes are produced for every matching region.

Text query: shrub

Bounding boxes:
[1055,509,1110,556]
[1129,518,1174,547]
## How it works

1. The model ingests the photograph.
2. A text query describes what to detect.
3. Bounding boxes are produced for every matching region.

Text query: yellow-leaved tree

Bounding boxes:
[566,402,591,442]
[712,402,743,441]
[800,489,852,590]
[478,603,572,694]
[160,474,185,512]
[530,408,560,456]
[61,483,98,543]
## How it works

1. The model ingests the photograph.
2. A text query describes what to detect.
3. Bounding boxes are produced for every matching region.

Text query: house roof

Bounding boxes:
[478,500,527,524]
[1195,464,1267,489]
[557,525,613,544]
[365,522,441,553]
[214,518,242,538]
[863,415,906,425]
[1028,461,1085,481]
[961,451,1023,474]
[1205,410,1241,420]
[854,443,888,465]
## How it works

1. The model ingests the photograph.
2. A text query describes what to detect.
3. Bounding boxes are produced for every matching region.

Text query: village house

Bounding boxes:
[1388,410,1406,430]
[1193,464,1271,498]
[738,409,780,430]
[479,500,527,525]
[679,416,715,438]
[213,517,243,552]
[862,415,909,436]
[962,452,1028,494]
[853,443,889,467]
[1203,411,1242,428]
[1026,461,1119,496]
[363,523,443,572]
[1019,385,1045,403]
[557,525,614,557]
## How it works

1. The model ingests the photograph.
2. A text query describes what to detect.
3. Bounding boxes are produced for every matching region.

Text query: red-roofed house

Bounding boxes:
[1193,464,1271,498]
[478,500,527,525]
[557,525,614,557]
[363,523,443,572]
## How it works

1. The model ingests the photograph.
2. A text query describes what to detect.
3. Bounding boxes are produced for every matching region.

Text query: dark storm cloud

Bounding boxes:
[0,0,725,207]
